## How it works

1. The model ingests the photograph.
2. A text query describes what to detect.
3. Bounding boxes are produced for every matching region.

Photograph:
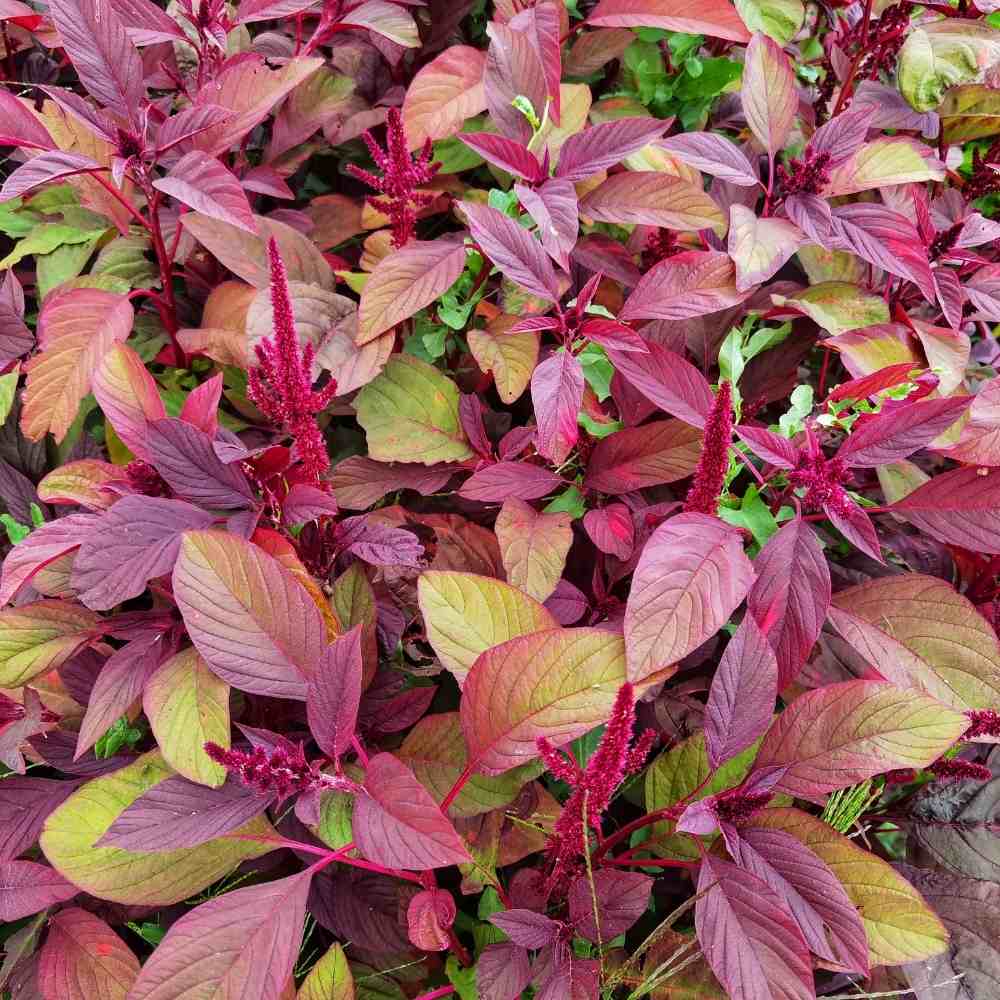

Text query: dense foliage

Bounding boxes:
[5,0,1000,996]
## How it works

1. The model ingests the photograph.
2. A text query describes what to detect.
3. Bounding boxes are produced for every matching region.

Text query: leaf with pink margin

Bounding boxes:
[619,250,745,323]
[172,530,329,699]
[401,45,487,150]
[556,117,669,182]
[747,516,830,690]
[21,288,134,444]
[152,151,256,234]
[837,396,971,468]
[584,420,702,492]
[755,679,969,800]
[568,870,652,943]
[496,498,572,602]
[578,318,649,354]
[477,942,532,1000]
[282,484,340,523]
[307,626,363,761]
[583,503,634,560]
[0,860,78,921]
[606,342,714,428]
[0,513,98,607]
[0,90,55,150]
[461,627,626,774]
[459,461,563,501]
[515,179,578,270]
[179,373,222,436]
[730,825,870,975]
[0,151,101,203]
[695,855,814,1000]
[72,497,215,611]
[728,204,802,291]
[112,0,188,43]
[406,888,456,951]
[531,351,584,464]
[75,629,175,759]
[46,0,143,120]
[704,616,777,770]
[126,870,311,1000]
[92,345,167,463]
[741,32,798,157]
[0,599,102,689]
[462,200,560,302]
[587,0,750,41]
[580,172,726,232]
[459,133,544,182]
[354,752,471,869]
[146,418,255,509]
[656,132,758,185]
[38,907,139,1000]
[357,237,467,345]
[624,514,755,683]
[95,774,267,851]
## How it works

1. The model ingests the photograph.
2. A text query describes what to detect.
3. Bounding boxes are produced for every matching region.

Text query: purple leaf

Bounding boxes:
[152,151,257,235]
[459,461,563,501]
[584,420,702,493]
[583,503,635,560]
[556,117,669,182]
[838,396,971,468]
[95,774,268,851]
[625,513,755,682]
[695,854,814,1000]
[46,0,144,121]
[808,104,875,167]
[307,626,363,761]
[890,466,1000,553]
[619,251,745,323]
[75,629,176,759]
[826,497,883,564]
[0,860,78,921]
[0,689,59,774]
[733,824,870,974]
[477,941,532,1000]
[0,151,101,203]
[531,351,584,465]
[127,870,312,1000]
[282,483,340,523]
[336,515,424,567]
[578,318,649,355]
[704,616,777,769]
[461,200,561,302]
[735,425,799,469]
[488,909,561,948]
[657,132,758,186]
[567,870,652,942]
[0,513,98,607]
[458,133,543,182]
[327,456,457,509]
[747,517,830,690]
[112,0,188,43]
[0,777,79,861]
[784,193,834,245]
[179,374,222,436]
[483,23,547,145]
[0,90,56,150]
[406,888,456,951]
[0,300,33,366]
[156,105,235,154]
[606,341,714,428]
[353,752,472,870]
[509,1,561,123]
[146,418,255,509]
[515,178,579,271]
[71,497,215,611]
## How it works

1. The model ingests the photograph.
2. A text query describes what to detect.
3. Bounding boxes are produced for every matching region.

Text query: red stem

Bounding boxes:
[440,760,476,813]
[414,989,456,1000]
[831,0,874,118]
[144,187,187,367]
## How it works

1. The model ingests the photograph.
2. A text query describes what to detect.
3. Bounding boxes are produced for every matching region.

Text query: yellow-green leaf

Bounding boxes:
[0,599,100,687]
[417,570,557,685]
[939,84,1000,143]
[735,0,803,45]
[40,751,274,905]
[298,943,354,1000]
[749,807,948,965]
[825,138,945,195]
[772,282,889,335]
[355,354,473,464]
[495,498,572,603]
[467,317,539,404]
[142,647,231,788]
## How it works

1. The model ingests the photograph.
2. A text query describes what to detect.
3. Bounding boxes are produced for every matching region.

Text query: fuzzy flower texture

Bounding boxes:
[683,380,733,517]
[204,741,355,801]
[538,683,655,895]
[247,239,337,481]
[347,108,440,249]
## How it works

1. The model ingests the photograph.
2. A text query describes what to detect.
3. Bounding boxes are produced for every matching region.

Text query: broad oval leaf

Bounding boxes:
[751,806,949,964]
[127,869,311,1000]
[580,172,726,233]
[353,752,472,869]
[40,751,273,905]
[584,419,702,493]
[355,354,474,464]
[467,317,539,404]
[728,204,802,291]
[756,680,969,799]
[402,45,487,149]
[417,570,557,685]
[0,599,100,688]
[657,132,758,185]
[92,344,166,462]
[461,626,627,774]
[624,513,755,683]
[619,250,745,323]
[357,237,467,345]
[556,117,669,182]
[152,150,256,234]
[530,350,583,465]
[495,498,572,603]
[143,647,230,787]
[587,0,751,41]
[828,573,1000,711]
[0,860,78,922]
[307,626,364,762]
[173,530,329,700]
